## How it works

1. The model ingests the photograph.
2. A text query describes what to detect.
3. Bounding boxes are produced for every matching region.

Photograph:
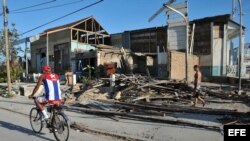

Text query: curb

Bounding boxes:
[71,122,145,141]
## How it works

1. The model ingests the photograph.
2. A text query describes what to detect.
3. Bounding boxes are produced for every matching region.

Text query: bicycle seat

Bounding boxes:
[51,104,62,110]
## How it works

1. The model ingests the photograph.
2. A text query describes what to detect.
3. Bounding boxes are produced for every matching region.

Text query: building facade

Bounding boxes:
[31,17,110,74]
[231,43,250,77]
[110,14,244,81]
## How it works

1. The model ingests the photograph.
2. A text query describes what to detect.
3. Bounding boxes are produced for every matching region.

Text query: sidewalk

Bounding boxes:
[0,95,223,141]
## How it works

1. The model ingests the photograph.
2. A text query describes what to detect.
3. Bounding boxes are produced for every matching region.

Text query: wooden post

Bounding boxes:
[2,0,11,95]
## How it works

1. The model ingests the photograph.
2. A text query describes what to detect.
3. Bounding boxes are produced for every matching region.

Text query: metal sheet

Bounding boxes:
[169,2,187,9]
[166,8,187,16]
[168,19,186,27]
[168,25,186,50]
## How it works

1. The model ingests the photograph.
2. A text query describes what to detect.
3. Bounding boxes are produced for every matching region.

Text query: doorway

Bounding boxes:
[54,43,70,74]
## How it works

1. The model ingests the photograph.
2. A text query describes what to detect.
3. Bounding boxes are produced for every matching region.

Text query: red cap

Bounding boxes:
[42,65,51,73]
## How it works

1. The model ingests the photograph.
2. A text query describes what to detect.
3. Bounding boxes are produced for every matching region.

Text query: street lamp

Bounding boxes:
[163,4,189,82]
[148,0,189,82]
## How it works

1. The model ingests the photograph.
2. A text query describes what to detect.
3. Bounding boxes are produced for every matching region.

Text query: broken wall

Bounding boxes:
[169,51,199,82]
[97,51,133,75]
[199,55,212,81]
[158,52,168,78]
[132,55,158,77]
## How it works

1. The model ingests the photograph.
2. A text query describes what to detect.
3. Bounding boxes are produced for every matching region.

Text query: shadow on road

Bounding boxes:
[0,120,54,141]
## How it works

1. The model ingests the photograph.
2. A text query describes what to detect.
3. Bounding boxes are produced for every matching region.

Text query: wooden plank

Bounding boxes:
[113,101,249,116]
[71,28,109,37]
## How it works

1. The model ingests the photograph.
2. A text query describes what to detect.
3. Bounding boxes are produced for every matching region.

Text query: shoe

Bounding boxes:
[191,104,196,107]
[41,115,49,121]
[202,102,206,107]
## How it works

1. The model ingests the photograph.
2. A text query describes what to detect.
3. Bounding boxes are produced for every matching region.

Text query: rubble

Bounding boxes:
[0,85,20,97]
[77,87,110,101]
[62,73,250,131]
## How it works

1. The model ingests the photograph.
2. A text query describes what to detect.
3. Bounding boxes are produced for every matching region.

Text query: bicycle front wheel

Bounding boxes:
[52,113,70,141]
[29,107,43,133]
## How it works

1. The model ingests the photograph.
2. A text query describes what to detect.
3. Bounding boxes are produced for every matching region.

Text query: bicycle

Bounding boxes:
[29,97,70,141]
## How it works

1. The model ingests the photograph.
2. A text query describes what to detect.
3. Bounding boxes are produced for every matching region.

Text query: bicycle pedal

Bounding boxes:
[46,124,52,128]
[49,128,58,133]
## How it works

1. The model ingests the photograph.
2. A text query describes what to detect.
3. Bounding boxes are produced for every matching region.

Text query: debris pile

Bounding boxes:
[78,74,194,102]
[63,74,250,131]
[77,87,110,101]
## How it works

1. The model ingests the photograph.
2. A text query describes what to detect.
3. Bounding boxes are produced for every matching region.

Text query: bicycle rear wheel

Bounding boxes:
[29,107,43,133]
[52,113,70,141]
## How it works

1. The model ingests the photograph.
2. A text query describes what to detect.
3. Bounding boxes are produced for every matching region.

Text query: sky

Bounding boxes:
[0,0,250,44]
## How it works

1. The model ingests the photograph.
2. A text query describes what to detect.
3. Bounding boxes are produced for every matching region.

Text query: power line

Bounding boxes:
[21,0,103,35]
[0,0,57,16]
[12,0,84,14]
[11,0,57,12]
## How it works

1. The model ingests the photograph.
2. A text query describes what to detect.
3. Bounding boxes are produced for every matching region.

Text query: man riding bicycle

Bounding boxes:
[29,65,62,120]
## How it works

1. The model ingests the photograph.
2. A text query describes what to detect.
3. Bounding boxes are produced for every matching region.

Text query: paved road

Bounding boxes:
[0,108,116,141]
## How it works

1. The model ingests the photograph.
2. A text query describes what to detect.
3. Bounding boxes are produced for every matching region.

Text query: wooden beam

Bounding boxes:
[40,27,70,36]
[112,101,249,116]
[77,30,79,42]
[85,20,87,31]
[70,16,92,28]
[71,28,73,41]
[92,18,94,32]
[71,28,109,37]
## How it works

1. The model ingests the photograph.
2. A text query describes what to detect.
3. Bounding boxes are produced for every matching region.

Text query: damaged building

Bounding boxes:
[31,16,132,77]
[111,26,169,78]
[30,14,244,82]
[191,14,245,81]
[110,14,244,82]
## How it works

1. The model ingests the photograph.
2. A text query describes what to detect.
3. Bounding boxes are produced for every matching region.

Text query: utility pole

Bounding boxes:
[46,33,49,65]
[2,0,12,95]
[238,0,243,94]
[25,38,29,78]
[231,0,236,19]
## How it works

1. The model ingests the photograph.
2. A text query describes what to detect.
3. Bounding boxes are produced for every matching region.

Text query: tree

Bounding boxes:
[0,23,23,83]
[0,23,23,65]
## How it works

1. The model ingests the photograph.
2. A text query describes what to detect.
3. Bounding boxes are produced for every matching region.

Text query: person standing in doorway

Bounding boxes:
[193,65,205,107]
